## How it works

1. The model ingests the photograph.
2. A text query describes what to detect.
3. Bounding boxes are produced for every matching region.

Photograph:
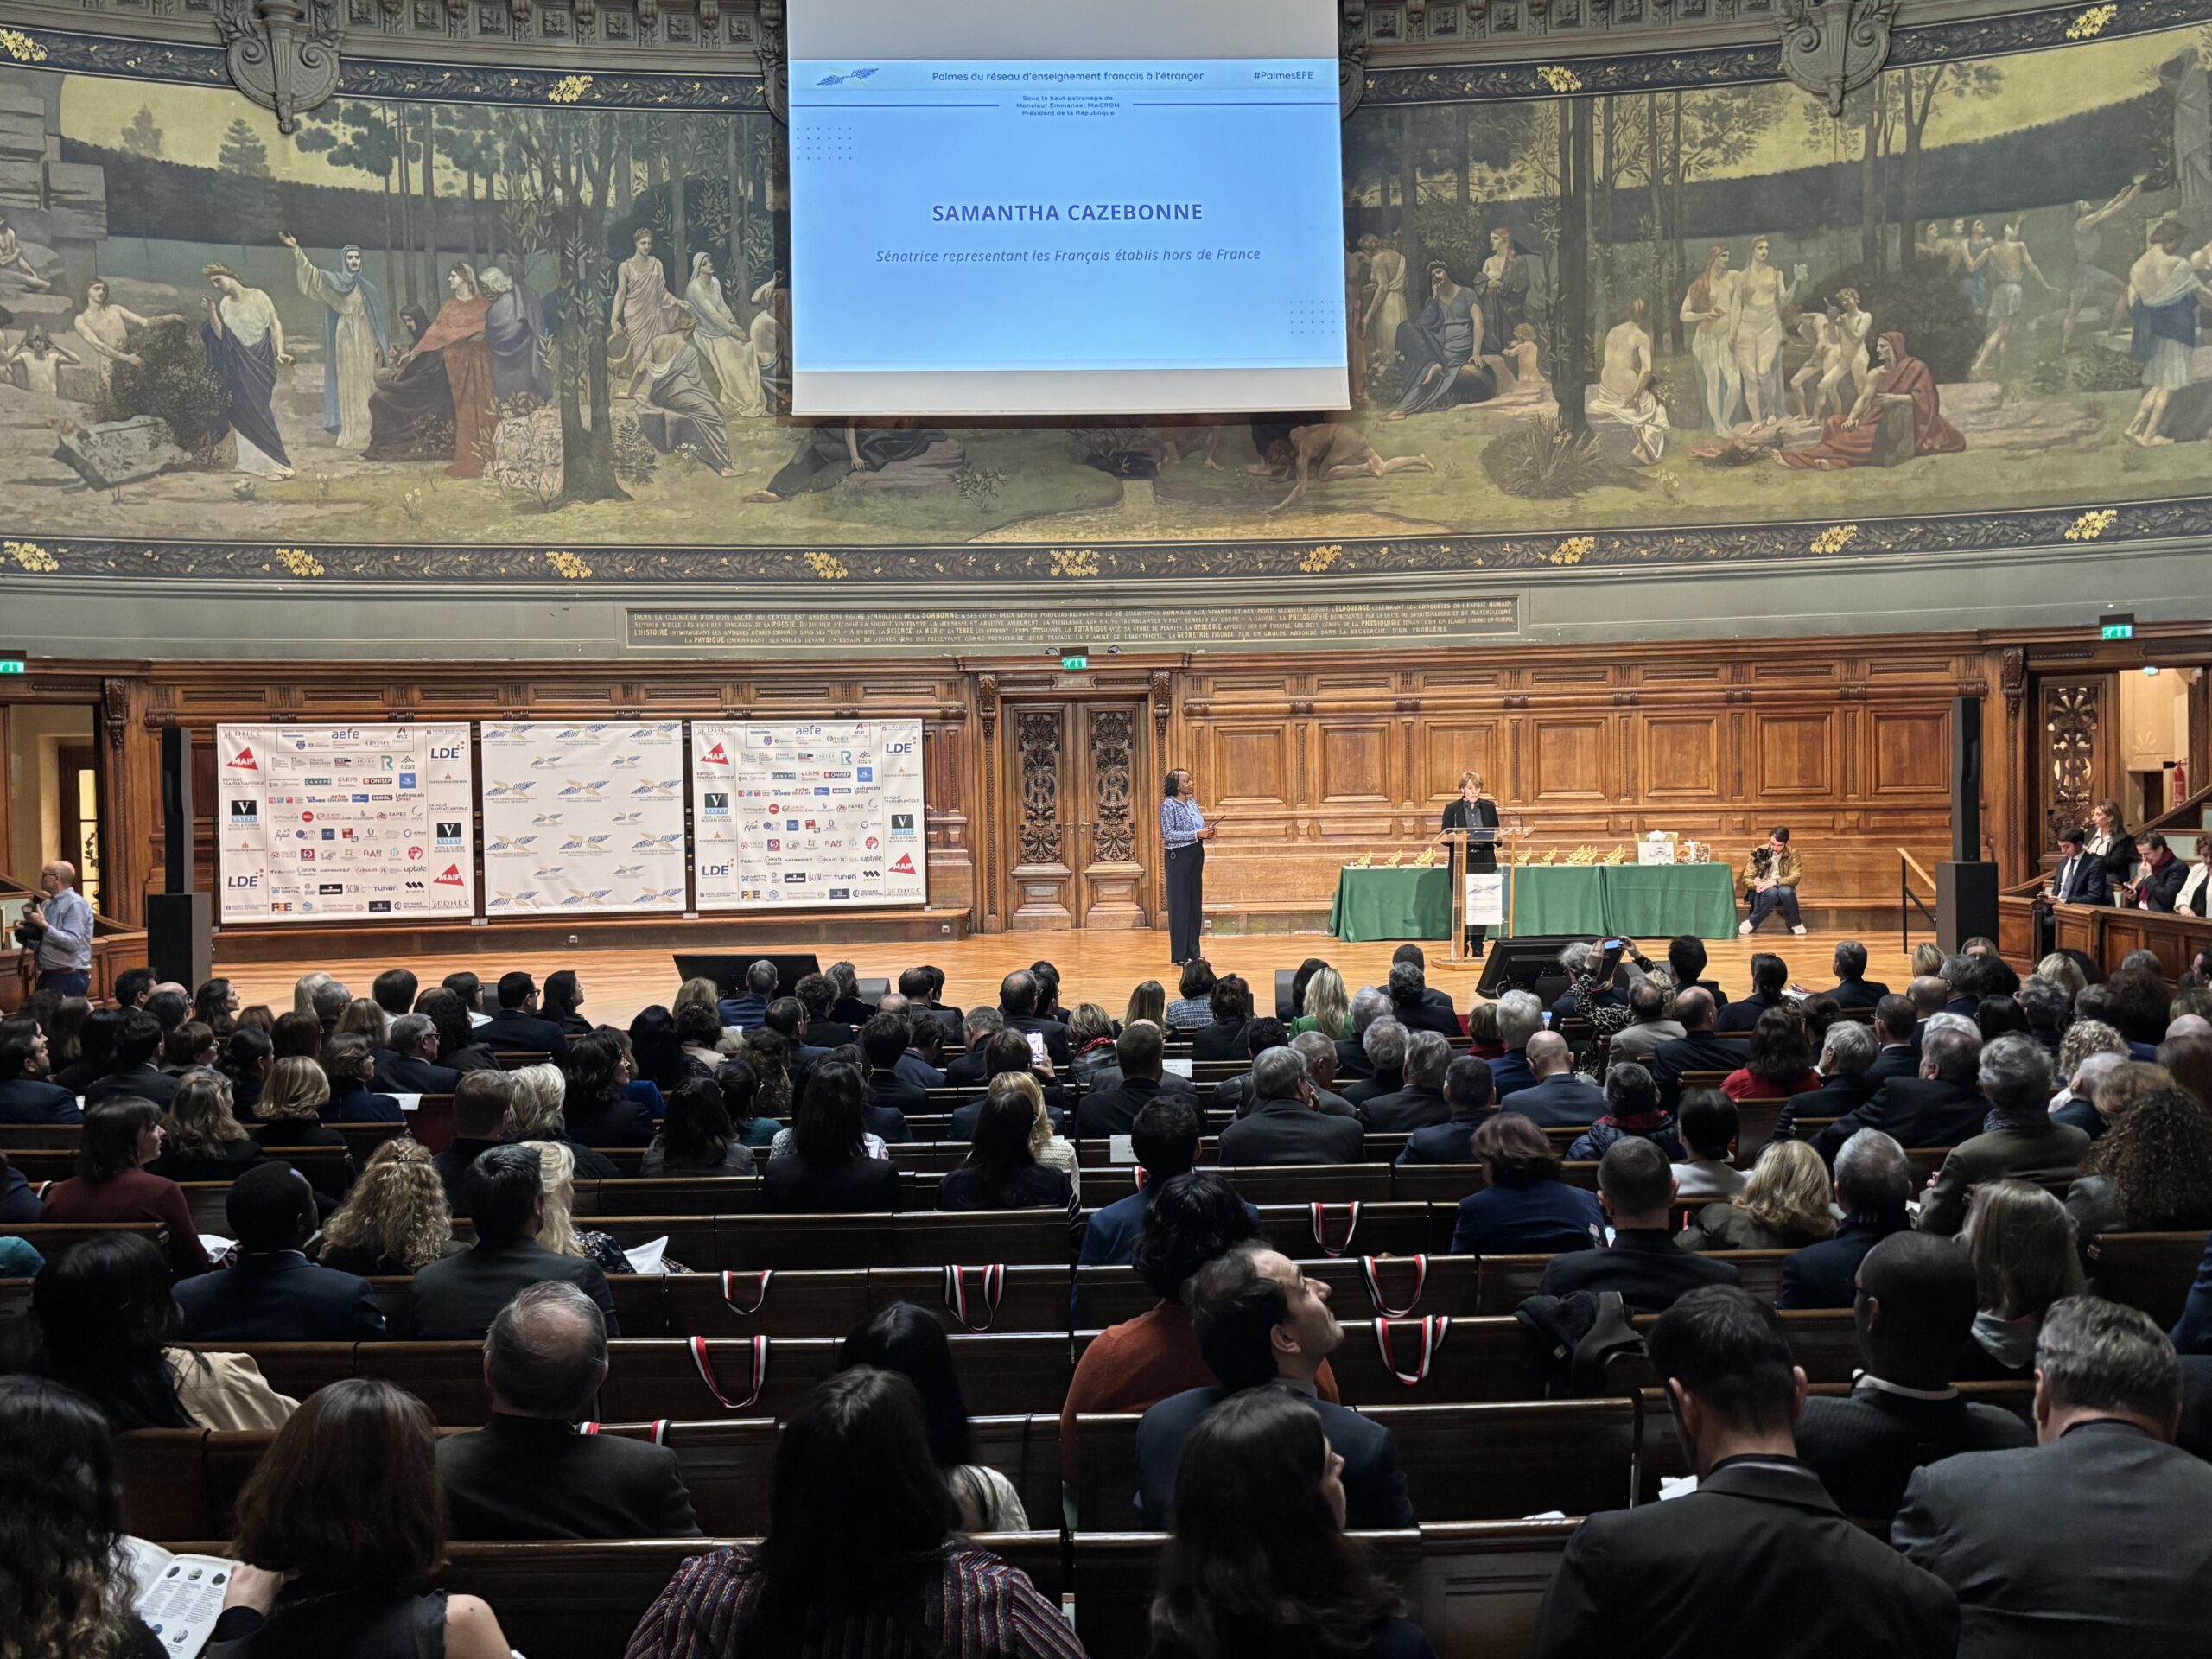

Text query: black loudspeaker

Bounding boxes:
[1475,937,1579,998]
[1952,696,1983,863]
[1274,969,1298,1020]
[1937,861,2001,952]
[671,952,823,998]
[161,726,194,894]
[855,976,890,1004]
[146,893,213,988]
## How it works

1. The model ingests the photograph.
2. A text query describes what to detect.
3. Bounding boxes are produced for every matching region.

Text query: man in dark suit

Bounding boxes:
[715,958,779,1030]
[374,1011,464,1096]
[439,1281,699,1540]
[2043,825,2112,909]
[1333,988,1387,1081]
[477,972,570,1062]
[998,969,1073,1068]
[1340,1018,1407,1109]
[1136,1243,1412,1529]
[950,1027,1065,1140]
[880,997,947,1090]
[1776,1127,1913,1309]
[1078,1021,1181,1138]
[898,966,968,1053]
[431,1072,516,1217]
[1811,1021,1986,1161]
[790,974,858,1052]
[1780,1020,1877,1128]
[1389,944,1460,1022]
[1715,954,1789,1033]
[1865,995,1923,1086]
[2121,830,2190,912]
[1536,1139,1742,1312]
[940,1008,1001,1089]
[1212,1018,1292,1117]
[1383,960,1461,1039]
[1896,1297,2212,1658]
[859,1011,929,1135]
[173,1163,386,1341]
[1504,1031,1607,1128]
[410,1145,620,1338]
[0,1025,81,1123]
[1283,1031,1361,1120]
[1649,988,1743,1112]
[1398,1055,1495,1164]
[84,1011,179,1109]
[1815,939,1891,1009]
[1217,1048,1365,1166]
[1077,1109,1263,1272]
[1530,1286,1959,1657]
[1353,1029,1453,1132]
[1795,1231,2031,1522]
[1485,990,1544,1101]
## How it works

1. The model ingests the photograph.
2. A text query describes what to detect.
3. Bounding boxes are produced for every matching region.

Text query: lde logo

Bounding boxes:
[702,862,731,879]
[226,747,258,770]
[430,747,463,760]
[884,740,916,755]
[226,874,259,889]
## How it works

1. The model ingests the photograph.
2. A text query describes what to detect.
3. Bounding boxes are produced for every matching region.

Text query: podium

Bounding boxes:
[1438,819,1525,964]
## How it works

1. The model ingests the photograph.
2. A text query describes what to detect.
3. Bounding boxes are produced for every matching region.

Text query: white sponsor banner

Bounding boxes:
[1465,873,1504,925]
[690,719,927,912]
[216,724,474,924]
[480,721,688,914]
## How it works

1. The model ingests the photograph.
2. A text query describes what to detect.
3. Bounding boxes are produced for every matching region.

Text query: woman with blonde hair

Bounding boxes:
[249,1055,353,1200]
[1910,942,1945,979]
[1124,979,1166,1032]
[292,970,335,1019]
[504,1059,620,1179]
[672,976,723,1020]
[147,1068,269,1183]
[334,995,389,1052]
[995,1069,1078,1199]
[1680,1138,1837,1251]
[315,1138,462,1276]
[2034,953,2088,1001]
[1292,965,1352,1041]
[1958,1179,2084,1379]
[523,1138,642,1274]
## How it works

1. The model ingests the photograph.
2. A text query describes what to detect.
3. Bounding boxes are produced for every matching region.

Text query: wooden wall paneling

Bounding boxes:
[1867,709,1950,796]
[1421,719,1504,804]
[1527,717,1609,803]
[1751,712,1836,798]
[1637,715,1720,799]
[1315,721,1390,808]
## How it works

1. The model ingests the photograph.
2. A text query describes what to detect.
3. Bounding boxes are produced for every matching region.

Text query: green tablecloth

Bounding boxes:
[1329,861,1738,943]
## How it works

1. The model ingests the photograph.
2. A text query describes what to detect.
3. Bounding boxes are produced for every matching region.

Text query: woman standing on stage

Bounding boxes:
[1160,769,1217,965]
[1435,770,1500,956]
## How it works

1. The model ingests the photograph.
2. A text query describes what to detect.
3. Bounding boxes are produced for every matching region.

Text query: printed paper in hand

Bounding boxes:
[127,1537,236,1657]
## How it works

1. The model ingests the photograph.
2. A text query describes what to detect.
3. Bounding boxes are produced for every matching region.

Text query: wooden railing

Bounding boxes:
[1897,847,1938,953]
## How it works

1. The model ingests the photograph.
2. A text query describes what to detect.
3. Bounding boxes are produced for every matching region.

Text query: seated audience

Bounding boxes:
[561,1030,658,1147]
[719,1051,785,1147]
[417,988,497,1073]
[1291,963,1353,1041]
[1865,994,1923,1086]
[1681,1139,1837,1253]
[54,1004,124,1096]
[1359,1028,1453,1132]
[1669,1090,1745,1198]
[1505,1031,1606,1128]
[1450,1111,1604,1255]
[717,957,780,1029]
[764,1061,903,1213]
[320,1033,404,1123]
[162,1020,219,1077]
[408,1143,619,1338]
[1166,959,1217,1029]
[1385,957,1460,1039]
[175,1163,385,1341]
[2015,976,2071,1057]
[944,1007,1005,1089]
[2164,1029,2212,1110]
[1529,1286,1958,1656]
[997,969,1073,1067]
[1124,977,1168,1033]
[543,969,592,1038]
[1535,1139,1741,1311]
[1783,1020,1877,1125]
[1079,1103,1256,1270]
[2064,1084,2212,1239]
[1957,1180,2084,1381]
[1896,1297,2212,1658]
[1715,952,1791,1033]
[1152,1386,1434,1659]
[1217,1047,1365,1166]
[1336,987,1389,1081]
[1464,999,1506,1062]
[247,1056,355,1201]
[628,1005,700,1102]
[624,1368,1083,1659]
[505,1062,620,1180]
[1398,1054,1497,1164]
[1975,995,2031,1044]
[1077,1020,1184,1138]
[672,1000,727,1071]
[371,967,419,1023]
[271,1009,323,1062]
[440,1281,698,1540]
[1211,1018,1293,1117]
[1605,978,1685,1067]
[857,1012,924,1136]
[938,1080,1079,1230]
[0,1021,80,1123]
[1342,1016,1407,1107]
[1067,1002,1118,1087]
[85,1011,179,1109]
[1777,1128,1914,1309]
[39,1096,211,1277]
[315,1137,464,1277]
[1288,1029,1362,1119]
[214,1377,512,1656]
[372,1012,461,1096]
[478,970,570,1062]
[31,1232,294,1429]
[436,969,486,1027]
[146,1068,269,1184]
[528,1138,641,1275]
[641,1071,760,1177]
[1724,1006,1821,1102]
[1136,1245,1412,1528]
[2050,1019,2129,1135]
[1649,988,1745,1111]
[1485,990,1545,1099]
[839,1301,1030,1530]
[1813,1019,1987,1160]
[1795,1231,2032,1523]
[1818,938,1891,1008]
[1919,1034,2090,1236]
[951,1028,1065,1140]
[1567,1060,1681,1160]
[1190,974,1254,1062]
[0,1147,38,1233]
[430,1070,515,1212]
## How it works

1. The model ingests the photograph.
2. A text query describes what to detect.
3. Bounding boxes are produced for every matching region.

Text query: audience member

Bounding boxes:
[2164,1030,2212,1111]
[438,1281,697,1540]
[1529,1286,1958,1656]
[142,1068,265,1184]
[31,1232,294,1429]
[1777,1128,1914,1309]
[417,988,497,1073]
[173,1163,385,1340]
[270,1009,323,1062]
[321,1033,404,1123]
[561,1030,658,1147]
[2064,1085,2212,1238]
[1535,1139,1740,1311]
[1450,1111,1604,1255]
[371,968,419,1022]
[1123,977,1168,1033]
[1211,1017,1292,1116]
[1866,993,1923,1085]
[1291,963,1352,1041]
[1957,1180,2083,1381]
[839,1301,1030,1530]
[1667,934,1727,1007]
[2049,1018,2129,1133]
[1386,957,1460,1039]
[84,1010,179,1108]
[408,1144,619,1338]
[1818,938,1891,1007]
[1783,1020,1877,1124]
[1136,1245,1411,1528]
[624,1367,1084,1659]
[427,1071,512,1213]
[543,969,591,1038]
[1605,977,1685,1065]
[1669,1090,1745,1198]
[247,1056,354,1200]
[506,1060,620,1179]
[641,1072,759,1177]
[54,1004,124,1095]
[315,1138,463,1276]
[1919,1034,2089,1236]
[1813,1019,1986,1159]
[627,1004,698,1101]
[1341,1016,1408,1107]
[1166,959,1217,1029]
[528,1139,638,1276]
[39,1096,211,1277]
[1151,1386,1433,1659]
[1065,1002,1117,1087]
[938,1079,1078,1230]
[1398,1054,1497,1164]
[673,999,728,1071]
[764,1061,902,1213]
[1724,1007,1821,1101]
[1078,1020,1183,1137]
[1896,1297,2212,1658]
[477,971,571,1061]
[1337,986,1389,1080]
[438,969,486,1023]
[0,1022,80,1125]
[716,958,780,1029]
[1649,988,1741,1110]
[1715,952,1790,1033]
[1506,1031,1606,1127]
[1567,1059,1681,1160]
[1360,1028,1453,1131]
[1189,974,1254,1063]
[372,1012,461,1096]
[1681,1139,1837,1252]
[1217,1047,1364,1166]
[998,969,1074,1066]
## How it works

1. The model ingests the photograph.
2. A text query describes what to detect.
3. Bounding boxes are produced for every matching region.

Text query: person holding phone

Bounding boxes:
[1160,769,1217,965]
[1433,770,1500,956]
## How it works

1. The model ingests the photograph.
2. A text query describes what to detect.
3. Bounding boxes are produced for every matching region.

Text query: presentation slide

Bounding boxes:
[788,0,1345,416]
[480,722,689,915]
[216,725,474,924]
[690,720,927,912]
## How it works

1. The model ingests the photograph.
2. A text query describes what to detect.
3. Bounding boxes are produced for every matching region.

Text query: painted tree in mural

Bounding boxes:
[120,105,163,158]
[213,117,279,245]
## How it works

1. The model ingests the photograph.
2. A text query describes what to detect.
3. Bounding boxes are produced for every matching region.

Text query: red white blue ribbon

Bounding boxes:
[1310,1201,1361,1256]
[688,1334,768,1410]
[1372,1315,1449,1386]
[1361,1254,1428,1319]
[579,1419,668,1445]
[720,1270,773,1316]
[943,1263,1006,1332]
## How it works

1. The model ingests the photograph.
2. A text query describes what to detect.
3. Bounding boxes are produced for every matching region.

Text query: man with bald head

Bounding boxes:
[1502,1030,1607,1127]
[2169,1014,2212,1043]
[1649,986,1744,1110]
[32,861,93,995]
[2051,1049,2131,1141]
[440,1282,700,1540]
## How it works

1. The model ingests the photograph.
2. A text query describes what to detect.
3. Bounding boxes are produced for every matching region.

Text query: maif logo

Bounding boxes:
[700,742,730,766]
[891,853,917,875]
[226,746,259,771]
[435,863,464,887]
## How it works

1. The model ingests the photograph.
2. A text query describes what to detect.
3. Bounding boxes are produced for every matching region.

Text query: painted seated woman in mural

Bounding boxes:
[631,315,742,478]
[366,307,454,464]
[1385,261,1498,419]
[1777,332,1965,472]
[399,264,497,480]
[748,419,960,501]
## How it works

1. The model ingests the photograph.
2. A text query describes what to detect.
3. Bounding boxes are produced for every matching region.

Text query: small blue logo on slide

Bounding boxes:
[816,67,880,86]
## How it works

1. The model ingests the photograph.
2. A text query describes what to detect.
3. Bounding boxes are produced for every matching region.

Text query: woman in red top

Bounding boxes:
[1723,1006,1822,1103]
[38,1096,210,1277]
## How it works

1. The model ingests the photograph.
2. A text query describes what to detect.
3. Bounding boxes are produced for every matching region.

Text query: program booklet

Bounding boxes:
[125,1536,236,1656]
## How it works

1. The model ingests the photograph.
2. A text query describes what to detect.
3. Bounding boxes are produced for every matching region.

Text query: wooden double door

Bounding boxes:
[1001,701,1152,930]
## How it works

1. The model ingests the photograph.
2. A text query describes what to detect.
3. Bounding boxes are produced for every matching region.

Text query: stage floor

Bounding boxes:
[219,926,1921,1031]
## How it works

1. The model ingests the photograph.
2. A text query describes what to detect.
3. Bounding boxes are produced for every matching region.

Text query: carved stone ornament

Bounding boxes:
[100,678,129,750]
[976,672,1000,741]
[1777,0,1897,118]
[2000,646,2027,718]
[216,0,344,136]
[1339,0,1370,119]
[756,0,789,124]
[1149,670,1173,744]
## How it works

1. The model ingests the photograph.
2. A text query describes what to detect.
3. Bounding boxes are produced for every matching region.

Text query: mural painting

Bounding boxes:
[0,18,2209,569]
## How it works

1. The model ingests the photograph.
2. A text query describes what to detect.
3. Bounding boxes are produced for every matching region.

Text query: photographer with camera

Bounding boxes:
[29,861,92,996]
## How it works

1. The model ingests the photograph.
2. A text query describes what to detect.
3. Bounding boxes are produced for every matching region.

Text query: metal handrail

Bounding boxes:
[1898,848,1938,953]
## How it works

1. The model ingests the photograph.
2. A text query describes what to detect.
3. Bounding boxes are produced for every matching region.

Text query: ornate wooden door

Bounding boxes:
[1002,702,1150,930]
[2035,673,2120,848]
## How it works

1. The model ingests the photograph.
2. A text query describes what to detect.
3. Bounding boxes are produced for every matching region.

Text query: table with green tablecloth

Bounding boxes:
[1328,861,1738,943]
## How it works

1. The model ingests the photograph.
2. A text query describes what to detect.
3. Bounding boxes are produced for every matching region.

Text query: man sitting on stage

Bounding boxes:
[1738,826,1807,936]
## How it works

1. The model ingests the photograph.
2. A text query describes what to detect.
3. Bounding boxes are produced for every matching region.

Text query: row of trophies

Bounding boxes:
[1350,833,1719,869]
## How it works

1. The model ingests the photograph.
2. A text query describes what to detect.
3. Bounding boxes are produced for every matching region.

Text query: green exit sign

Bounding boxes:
[0,658,23,676]
[1061,654,1088,671]
[2102,622,2134,641]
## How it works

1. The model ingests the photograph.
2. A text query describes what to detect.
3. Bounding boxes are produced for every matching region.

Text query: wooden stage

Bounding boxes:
[217,927,1920,1031]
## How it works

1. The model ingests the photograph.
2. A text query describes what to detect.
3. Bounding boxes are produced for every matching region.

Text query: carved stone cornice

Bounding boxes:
[215,0,344,132]
[1777,0,1897,114]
